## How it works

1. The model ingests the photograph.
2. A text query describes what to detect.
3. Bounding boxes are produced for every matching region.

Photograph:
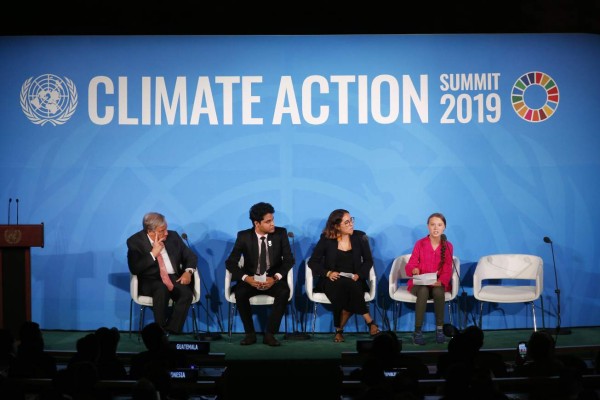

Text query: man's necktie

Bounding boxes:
[258,236,267,275]
[156,253,174,291]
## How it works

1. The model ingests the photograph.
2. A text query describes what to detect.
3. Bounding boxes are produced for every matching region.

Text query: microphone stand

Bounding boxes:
[451,256,474,329]
[283,231,311,340]
[182,233,223,341]
[543,237,571,335]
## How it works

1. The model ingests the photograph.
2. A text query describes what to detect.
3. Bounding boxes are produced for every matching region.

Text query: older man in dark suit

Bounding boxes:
[225,202,294,346]
[127,212,197,334]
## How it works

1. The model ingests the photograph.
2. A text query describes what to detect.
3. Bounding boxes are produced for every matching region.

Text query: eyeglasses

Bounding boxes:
[342,217,355,226]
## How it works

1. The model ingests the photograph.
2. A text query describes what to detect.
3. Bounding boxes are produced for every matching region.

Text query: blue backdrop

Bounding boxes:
[1,33,599,333]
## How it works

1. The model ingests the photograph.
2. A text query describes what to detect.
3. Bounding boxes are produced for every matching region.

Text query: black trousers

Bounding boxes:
[322,277,368,327]
[234,279,290,334]
[145,275,193,333]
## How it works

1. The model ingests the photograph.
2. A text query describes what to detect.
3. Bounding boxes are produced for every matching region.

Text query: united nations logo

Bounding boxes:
[21,74,78,126]
[4,229,22,245]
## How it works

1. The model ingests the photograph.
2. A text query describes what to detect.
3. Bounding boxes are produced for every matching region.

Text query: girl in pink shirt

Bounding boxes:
[405,212,454,345]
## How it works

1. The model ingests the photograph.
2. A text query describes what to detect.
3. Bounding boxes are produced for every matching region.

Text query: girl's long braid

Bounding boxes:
[438,234,447,273]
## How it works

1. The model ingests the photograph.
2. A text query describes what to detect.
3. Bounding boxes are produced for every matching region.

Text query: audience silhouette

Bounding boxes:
[3,320,599,400]
[436,325,508,400]
[440,362,508,400]
[351,330,428,399]
[513,330,565,378]
[95,327,127,380]
[68,333,100,368]
[436,325,507,379]
[129,322,190,399]
[0,328,16,377]
[61,359,111,400]
[0,328,25,399]
[131,377,161,400]
[9,321,57,379]
[129,322,189,380]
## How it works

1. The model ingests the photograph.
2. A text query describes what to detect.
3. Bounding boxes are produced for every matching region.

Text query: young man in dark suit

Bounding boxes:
[127,212,197,334]
[225,202,295,346]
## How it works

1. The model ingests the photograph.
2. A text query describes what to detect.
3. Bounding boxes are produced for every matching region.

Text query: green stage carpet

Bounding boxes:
[42,326,600,362]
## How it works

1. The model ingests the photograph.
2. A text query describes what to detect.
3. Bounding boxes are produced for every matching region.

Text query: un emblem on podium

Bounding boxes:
[4,229,22,245]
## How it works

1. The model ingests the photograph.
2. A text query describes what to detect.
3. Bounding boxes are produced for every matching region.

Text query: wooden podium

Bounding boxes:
[0,224,44,335]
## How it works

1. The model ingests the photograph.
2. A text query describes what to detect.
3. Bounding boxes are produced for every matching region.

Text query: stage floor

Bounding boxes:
[42,326,600,362]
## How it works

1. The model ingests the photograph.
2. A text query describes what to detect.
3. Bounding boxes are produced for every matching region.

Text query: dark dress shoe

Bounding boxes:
[240,333,257,345]
[263,333,281,347]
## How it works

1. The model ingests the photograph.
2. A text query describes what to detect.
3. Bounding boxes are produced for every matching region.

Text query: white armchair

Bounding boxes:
[129,269,201,337]
[305,259,377,334]
[388,254,460,331]
[473,254,544,331]
[224,255,294,339]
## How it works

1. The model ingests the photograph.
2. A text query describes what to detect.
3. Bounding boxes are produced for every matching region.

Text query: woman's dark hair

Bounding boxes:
[249,202,274,225]
[323,209,349,239]
[428,212,448,271]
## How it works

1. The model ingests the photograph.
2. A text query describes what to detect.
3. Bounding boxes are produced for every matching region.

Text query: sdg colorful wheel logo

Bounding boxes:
[511,72,559,122]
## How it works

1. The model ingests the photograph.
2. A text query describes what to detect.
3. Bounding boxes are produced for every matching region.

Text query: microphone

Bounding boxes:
[181,232,223,341]
[287,231,297,260]
[543,236,571,335]
[7,198,11,225]
[288,231,296,258]
[442,322,459,338]
[15,198,19,225]
[287,231,296,277]
[442,233,468,328]
[287,231,296,280]
[283,230,310,340]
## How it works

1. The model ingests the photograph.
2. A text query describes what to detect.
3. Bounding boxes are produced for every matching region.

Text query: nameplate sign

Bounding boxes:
[169,341,210,355]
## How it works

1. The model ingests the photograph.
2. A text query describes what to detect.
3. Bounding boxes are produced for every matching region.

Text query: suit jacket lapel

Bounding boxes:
[266,233,274,266]
[164,234,177,271]
[140,231,153,253]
